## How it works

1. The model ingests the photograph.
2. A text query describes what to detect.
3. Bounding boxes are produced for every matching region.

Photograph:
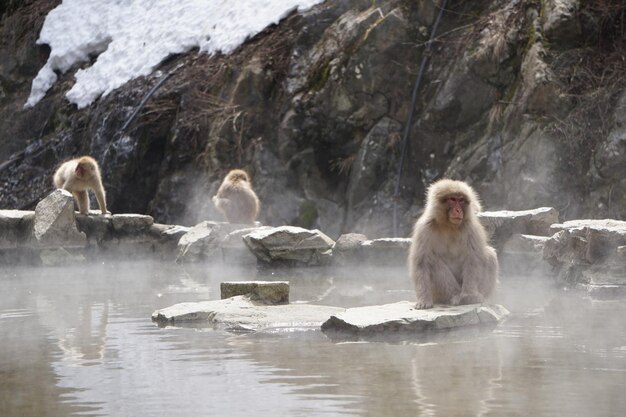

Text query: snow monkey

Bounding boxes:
[212,169,260,224]
[408,179,498,309]
[53,156,108,215]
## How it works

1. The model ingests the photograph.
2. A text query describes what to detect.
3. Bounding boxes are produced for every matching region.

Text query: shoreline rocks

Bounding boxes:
[1,194,625,299]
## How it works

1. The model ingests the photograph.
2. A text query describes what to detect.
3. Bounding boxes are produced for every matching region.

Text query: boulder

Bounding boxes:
[332,233,368,265]
[220,227,270,265]
[0,209,34,249]
[478,207,559,249]
[152,296,343,331]
[111,213,154,233]
[360,238,411,265]
[243,226,334,266]
[544,219,626,292]
[321,302,510,336]
[32,190,86,248]
[542,0,581,46]
[333,234,410,265]
[220,281,289,304]
[75,213,111,243]
[39,247,85,266]
[176,221,266,263]
[499,234,552,274]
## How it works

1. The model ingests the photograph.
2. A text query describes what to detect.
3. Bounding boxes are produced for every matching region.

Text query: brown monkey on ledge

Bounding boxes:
[212,169,260,224]
[53,156,108,215]
[408,179,498,309]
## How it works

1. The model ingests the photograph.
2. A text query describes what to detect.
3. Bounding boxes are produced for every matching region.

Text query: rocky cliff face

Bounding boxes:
[0,0,624,238]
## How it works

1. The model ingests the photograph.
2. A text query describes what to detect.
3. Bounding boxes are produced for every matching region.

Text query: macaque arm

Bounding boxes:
[94,186,107,214]
[410,250,435,309]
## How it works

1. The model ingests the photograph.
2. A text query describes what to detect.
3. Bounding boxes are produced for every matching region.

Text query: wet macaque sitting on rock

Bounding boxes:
[212,169,260,224]
[408,179,498,309]
[53,156,108,215]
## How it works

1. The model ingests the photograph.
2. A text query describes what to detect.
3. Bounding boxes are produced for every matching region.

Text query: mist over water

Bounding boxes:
[1,261,625,417]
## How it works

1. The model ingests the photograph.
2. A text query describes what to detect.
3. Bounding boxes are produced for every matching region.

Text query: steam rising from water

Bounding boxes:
[1,261,625,416]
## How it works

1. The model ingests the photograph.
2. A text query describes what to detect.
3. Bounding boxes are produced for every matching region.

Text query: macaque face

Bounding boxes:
[446,195,466,225]
[75,161,95,179]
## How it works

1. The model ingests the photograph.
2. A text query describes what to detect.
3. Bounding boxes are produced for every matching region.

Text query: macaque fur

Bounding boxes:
[408,179,498,309]
[53,156,108,215]
[212,169,260,224]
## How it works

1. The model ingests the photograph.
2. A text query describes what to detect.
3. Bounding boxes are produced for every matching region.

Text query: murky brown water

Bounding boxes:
[1,261,625,417]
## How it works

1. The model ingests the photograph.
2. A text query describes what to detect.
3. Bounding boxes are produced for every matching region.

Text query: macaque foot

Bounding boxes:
[414,300,433,310]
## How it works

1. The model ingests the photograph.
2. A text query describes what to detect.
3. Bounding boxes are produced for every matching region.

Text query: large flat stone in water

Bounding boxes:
[152,296,343,332]
[321,302,509,335]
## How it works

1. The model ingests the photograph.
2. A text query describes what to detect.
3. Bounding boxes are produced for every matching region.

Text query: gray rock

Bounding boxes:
[75,213,111,243]
[321,302,510,335]
[542,0,581,45]
[0,209,34,249]
[479,207,560,248]
[577,265,626,299]
[32,190,86,248]
[332,232,368,265]
[544,219,626,290]
[220,226,270,265]
[360,238,411,265]
[333,235,410,265]
[176,221,266,263]
[221,281,289,304]
[175,221,221,263]
[151,224,190,240]
[243,226,334,266]
[152,296,343,331]
[39,247,86,266]
[499,234,552,274]
[111,214,154,233]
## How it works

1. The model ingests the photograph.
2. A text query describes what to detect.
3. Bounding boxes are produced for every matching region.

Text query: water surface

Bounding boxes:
[1,261,625,416]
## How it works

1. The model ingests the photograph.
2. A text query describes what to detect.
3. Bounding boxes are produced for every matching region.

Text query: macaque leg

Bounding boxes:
[94,187,107,214]
[412,260,461,309]
[74,190,90,215]
[430,260,462,304]
[452,251,498,305]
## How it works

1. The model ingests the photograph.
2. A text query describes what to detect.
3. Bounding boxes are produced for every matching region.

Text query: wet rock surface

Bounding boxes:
[1,189,624,302]
[220,281,290,304]
[32,190,87,248]
[479,207,560,250]
[243,226,334,266]
[321,303,510,336]
[152,295,343,332]
[544,219,626,294]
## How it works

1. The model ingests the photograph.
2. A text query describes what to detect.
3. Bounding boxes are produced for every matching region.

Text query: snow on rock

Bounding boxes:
[26,0,325,109]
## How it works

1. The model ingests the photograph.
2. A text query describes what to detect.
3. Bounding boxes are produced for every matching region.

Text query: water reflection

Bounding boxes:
[0,263,625,417]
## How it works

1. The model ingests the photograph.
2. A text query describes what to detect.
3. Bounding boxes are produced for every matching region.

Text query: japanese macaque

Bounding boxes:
[53,156,108,215]
[212,169,260,224]
[408,179,498,309]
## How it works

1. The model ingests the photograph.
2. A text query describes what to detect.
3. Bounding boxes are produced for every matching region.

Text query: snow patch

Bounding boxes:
[25,0,324,109]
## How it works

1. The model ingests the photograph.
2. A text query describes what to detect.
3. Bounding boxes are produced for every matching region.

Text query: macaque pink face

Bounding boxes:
[446,195,465,225]
[75,164,85,178]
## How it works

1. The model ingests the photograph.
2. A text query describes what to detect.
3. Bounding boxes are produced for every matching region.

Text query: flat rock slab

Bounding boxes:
[321,302,510,335]
[221,281,289,304]
[152,296,343,332]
